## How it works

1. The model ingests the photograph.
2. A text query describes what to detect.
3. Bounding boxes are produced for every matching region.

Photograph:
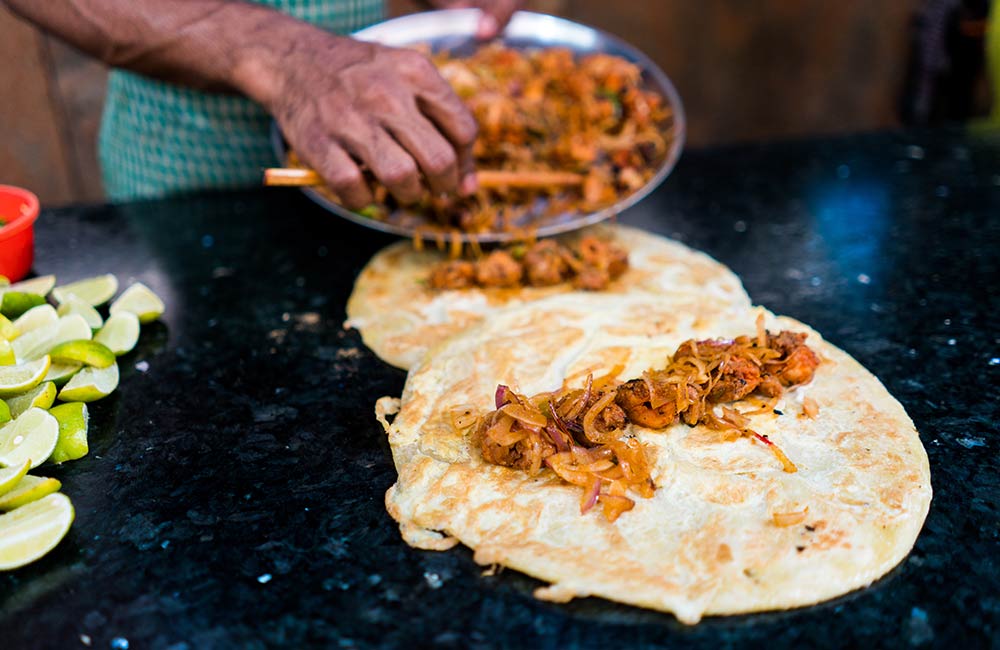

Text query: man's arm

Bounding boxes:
[3,0,479,205]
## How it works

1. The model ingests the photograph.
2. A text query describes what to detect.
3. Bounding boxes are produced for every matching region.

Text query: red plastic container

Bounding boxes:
[0,185,40,282]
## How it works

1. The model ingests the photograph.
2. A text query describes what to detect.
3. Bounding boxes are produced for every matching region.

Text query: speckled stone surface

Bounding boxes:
[2,128,998,649]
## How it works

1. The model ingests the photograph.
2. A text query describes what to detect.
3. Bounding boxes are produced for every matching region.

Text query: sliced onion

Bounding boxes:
[500,402,548,428]
[582,390,618,444]
[772,506,808,527]
[751,431,797,473]
[592,363,625,390]
[564,374,593,421]
[545,423,570,452]
[580,477,601,514]
[450,405,480,431]
[495,384,510,409]
[600,495,635,522]
[582,460,615,473]
[549,398,583,436]
[802,397,820,419]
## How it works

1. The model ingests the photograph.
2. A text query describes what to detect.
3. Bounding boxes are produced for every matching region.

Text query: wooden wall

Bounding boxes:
[3,1,917,205]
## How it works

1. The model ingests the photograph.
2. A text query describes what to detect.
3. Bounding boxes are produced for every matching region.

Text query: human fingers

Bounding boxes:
[383,109,460,194]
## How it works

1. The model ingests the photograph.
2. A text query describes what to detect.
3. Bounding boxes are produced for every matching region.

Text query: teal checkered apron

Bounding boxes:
[98,0,384,201]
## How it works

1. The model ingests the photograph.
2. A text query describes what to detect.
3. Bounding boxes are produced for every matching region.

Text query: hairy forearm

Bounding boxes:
[1,0,357,106]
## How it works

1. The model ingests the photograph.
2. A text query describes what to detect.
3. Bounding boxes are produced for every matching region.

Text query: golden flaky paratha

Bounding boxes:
[346,224,750,370]
[378,294,931,624]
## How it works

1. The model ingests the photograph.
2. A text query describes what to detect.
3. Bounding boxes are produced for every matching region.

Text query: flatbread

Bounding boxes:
[379,294,932,623]
[346,224,751,370]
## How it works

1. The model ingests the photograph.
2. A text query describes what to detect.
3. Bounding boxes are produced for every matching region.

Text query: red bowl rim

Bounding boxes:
[0,185,40,241]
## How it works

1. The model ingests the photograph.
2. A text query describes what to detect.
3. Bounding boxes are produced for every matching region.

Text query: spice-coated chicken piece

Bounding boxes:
[474,250,523,287]
[428,260,475,289]
[614,379,678,428]
[523,239,571,286]
[765,331,820,386]
[709,356,762,403]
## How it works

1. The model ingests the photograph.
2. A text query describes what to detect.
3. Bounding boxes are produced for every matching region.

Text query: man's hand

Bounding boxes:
[3,0,481,208]
[425,0,525,40]
[244,32,479,209]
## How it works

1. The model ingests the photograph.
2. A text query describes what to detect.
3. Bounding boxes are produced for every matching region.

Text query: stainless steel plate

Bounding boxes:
[270,9,686,243]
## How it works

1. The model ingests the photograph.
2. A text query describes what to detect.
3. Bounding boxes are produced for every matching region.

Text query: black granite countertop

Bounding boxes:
[2,128,998,649]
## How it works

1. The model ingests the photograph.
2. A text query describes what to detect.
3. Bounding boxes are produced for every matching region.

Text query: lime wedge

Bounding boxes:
[0,357,51,398]
[52,274,118,307]
[58,363,118,403]
[94,312,140,356]
[0,408,58,468]
[110,283,164,323]
[0,314,16,341]
[0,340,14,366]
[48,340,115,369]
[44,363,81,387]
[0,460,30,496]
[48,403,89,464]
[5,382,57,419]
[0,402,9,425]
[1,293,46,319]
[11,305,57,339]
[13,314,91,362]
[8,275,55,298]
[0,492,74,570]
[0,475,61,511]
[56,295,103,330]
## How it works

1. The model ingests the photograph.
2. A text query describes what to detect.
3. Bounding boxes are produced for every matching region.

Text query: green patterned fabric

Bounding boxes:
[98,0,384,201]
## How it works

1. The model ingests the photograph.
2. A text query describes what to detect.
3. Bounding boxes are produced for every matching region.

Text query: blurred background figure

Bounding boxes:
[0,0,995,205]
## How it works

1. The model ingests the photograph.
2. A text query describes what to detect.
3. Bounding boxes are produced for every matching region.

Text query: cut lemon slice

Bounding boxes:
[7,275,55,298]
[0,475,61,511]
[94,312,140,356]
[56,295,103,330]
[0,340,14,366]
[0,314,16,341]
[49,402,89,464]
[13,315,91,362]
[0,460,29,496]
[52,274,118,307]
[0,408,59,468]
[11,305,57,339]
[48,340,115,369]
[0,357,51,398]
[0,492,74,570]
[58,363,118,403]
[110,283,164,323]
[5,382,57,419]
[1,293,46,319]
[44,363,81,387]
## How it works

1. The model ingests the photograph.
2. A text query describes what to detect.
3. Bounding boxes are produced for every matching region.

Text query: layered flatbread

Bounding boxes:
[378,294,931,623]
[346,224,751,370]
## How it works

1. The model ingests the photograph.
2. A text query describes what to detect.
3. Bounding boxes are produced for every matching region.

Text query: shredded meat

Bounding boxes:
[614,379,677,428]
[523,240,570,286]
[578,236,628,278]
[428,260,475,289]
[474,250,523,287]
[709,355,762,403]
[427,236,630,291]
[473,328,819,521]
[573,265,611,291]
[479,429,556,471]
[756,375,784,397]
[764,331,821,386]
